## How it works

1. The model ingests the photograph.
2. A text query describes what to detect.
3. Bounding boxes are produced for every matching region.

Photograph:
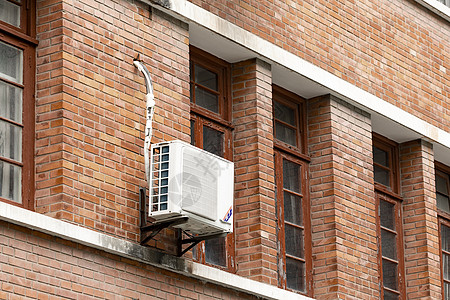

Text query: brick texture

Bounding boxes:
[0,220,258,300]
[35,0,190,247]
[232,59,277,285]
[308,95,378,299]
[188,0,450,134]
[400,140,441,299]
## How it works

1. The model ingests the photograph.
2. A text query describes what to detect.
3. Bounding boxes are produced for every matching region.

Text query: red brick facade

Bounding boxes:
[1,0,449,299]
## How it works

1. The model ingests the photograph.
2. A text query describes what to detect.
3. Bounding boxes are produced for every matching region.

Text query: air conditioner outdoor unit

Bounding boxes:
[149,140,234,236]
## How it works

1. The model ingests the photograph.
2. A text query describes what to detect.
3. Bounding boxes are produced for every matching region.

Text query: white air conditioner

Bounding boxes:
[149,140,234,236]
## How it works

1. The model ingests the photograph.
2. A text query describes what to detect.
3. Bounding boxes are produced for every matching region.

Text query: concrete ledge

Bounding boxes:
[0,202,310,300]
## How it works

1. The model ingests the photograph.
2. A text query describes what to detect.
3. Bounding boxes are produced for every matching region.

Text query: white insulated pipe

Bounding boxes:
[133,59,155,183]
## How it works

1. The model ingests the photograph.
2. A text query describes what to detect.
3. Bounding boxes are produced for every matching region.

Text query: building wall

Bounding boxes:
[35,0,190,250]
[0,0,449,299]
[189,0,450,132]
[0,220,257,299]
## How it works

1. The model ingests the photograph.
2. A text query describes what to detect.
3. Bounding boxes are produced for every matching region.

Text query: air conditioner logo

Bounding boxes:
[169,172,202,207]
[223,206,232,223]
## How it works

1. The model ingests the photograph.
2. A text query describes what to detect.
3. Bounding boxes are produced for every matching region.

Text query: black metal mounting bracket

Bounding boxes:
[139,187,228,257]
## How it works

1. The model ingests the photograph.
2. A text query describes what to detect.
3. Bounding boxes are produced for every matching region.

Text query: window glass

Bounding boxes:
[383,290,399,300]
[0,81,22,122]
[283,192,302,225]
[283,159,301,193]
[374,165,390,187]
[286,258,305,292]
[380,200,395,230]
[382,258,398,290]
[191,63,220,114]
[285,225,304,257]
[274,100,295,126]
[0,121,22,162]
[195,65,217,91]
[203,126,223,157]
[442,224,450,252]
[275,122,296,147]
[205,238,226,266]
[381,229,397,260]
[373,146,389,167]
[0,160,21,203]
[0,41,23,84]
[0,0,21,28]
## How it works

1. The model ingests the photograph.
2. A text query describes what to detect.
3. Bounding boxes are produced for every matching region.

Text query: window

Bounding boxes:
[437,163,450,300]
[373,134,405,299]
[273,86,311,295]
[373,133,399,194]
[0,0,35,209]
[441,220,450,300]
[189,46,234,270]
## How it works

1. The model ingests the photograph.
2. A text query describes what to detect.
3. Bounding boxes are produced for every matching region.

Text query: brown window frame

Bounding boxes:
[373,133,400,196]
[436,162,450,300]
[189,46,235,272]
[0,0,36,210]
[372,134,405,299]
[273,86,312,296]
[376,192,406,300]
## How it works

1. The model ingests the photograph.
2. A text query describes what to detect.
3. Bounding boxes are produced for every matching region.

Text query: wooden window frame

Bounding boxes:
[373,133,400,196]
[189,46,235,272]
[273,86,312,296]
[0,1,35,210]
[436,162,450,300]
[439,217,450,300]
[273,85,308,159]
[375,192,406,300]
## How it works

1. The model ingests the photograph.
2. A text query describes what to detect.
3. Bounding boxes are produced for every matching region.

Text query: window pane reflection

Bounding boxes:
[0,41,23,84]
[0,0,21,28]
[0,81,22,123]
[0,160,21,203]
[203,126,223,157]
[205,237,226,267]
[286,258,305,292]
[0,120,22,162]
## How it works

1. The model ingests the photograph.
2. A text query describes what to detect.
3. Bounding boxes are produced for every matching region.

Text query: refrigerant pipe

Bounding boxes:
[133,58,155,183]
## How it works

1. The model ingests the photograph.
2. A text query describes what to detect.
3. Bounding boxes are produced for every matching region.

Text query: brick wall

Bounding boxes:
[188,0,450,133]
[0,220,258,299]
[400,140,441,299]
[35,0,190,246]
[308,95,378,299]
[232,59,278,285]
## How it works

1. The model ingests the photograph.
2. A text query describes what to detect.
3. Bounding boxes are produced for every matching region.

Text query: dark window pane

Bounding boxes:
[436,174,449,195]
[380,200,395,230]
[374,165,390,187]
[195,86,219,113]
[284,192,302,226]
[437,194,450,212]
[382,259,398,291]
[442,225,450,252]
[286,258,305,292]
[285,225,304,258]
[443,253,450,281]
[275,122,297,147]
[283,159,301,193]
[274,100,295,126]
[373,146,389,167]
[190,120,195,145]
[381,229,397,260]
[203,126,223,157]
[195,65,217,91]
[205,237,226,267]
[383,289,399,300]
